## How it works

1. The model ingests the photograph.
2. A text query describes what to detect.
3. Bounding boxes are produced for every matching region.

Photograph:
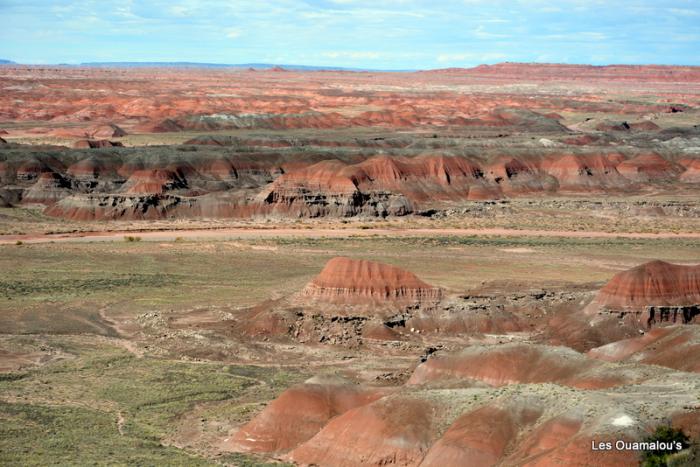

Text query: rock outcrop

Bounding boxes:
[301,257,442,305]
[121,169,187,194]
[587,325,700,373]
[88,123,127,139]
[22,172,72,204]
[616,153,681,182]
[407,344,639,389]
[287,395,437,466]
[594,260,700,311]
[227,376,389,454]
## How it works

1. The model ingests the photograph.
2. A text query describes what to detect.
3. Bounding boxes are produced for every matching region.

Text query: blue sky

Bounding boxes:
[1,0,699,69]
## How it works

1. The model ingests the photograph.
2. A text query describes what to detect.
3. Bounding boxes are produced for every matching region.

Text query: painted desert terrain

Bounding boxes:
[1,63,700,466]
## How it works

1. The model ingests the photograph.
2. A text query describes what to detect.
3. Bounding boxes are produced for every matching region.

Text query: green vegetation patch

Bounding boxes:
[0,346,254,440]
[0,338,303,465]
[0,273,174,299]
[641,425,693,467]
[0,402,215,466]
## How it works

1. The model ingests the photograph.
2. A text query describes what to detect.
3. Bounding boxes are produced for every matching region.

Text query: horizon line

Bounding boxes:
[3,59,700,73]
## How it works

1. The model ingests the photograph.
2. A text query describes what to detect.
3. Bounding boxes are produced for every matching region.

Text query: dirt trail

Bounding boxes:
[2,227,700,245]
[117,412,126,436]
[97,307,144,358]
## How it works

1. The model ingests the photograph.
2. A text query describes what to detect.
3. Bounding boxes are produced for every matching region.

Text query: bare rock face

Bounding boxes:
[287,395,436,467]
[22,172,72,204]
[420,404,543,467]
[482,155,557,196]
[588,325,700,373]
[227,376,389,454]
[616,153,682,182]
[255,159,414,217]
[680,158,700,183]
[121,169,187,194]
[407,344,639,389]
[66,156,118,180]
[584,261,700,333]
[301,257,442,305]
[540,153,630,192]
[45,193,194,220]
[88,123,127,139]
[595,260,700,311]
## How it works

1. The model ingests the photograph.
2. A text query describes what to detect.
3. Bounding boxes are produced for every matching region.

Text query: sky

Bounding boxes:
[1,0,700,69]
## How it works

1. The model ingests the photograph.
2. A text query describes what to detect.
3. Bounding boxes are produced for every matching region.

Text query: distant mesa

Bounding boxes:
[680,159,700,183]
[122,169,187,194]
[616,153,682,182]
[87,123,127,139]
[591,260,700,326]
[73,139,123,149]
[628,120,660,131]
[301,257,442,304]
[21,172,72,205]
[594,120,631,132]
[596,260,700,310]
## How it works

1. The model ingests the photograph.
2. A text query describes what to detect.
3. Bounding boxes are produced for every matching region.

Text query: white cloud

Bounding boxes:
[225,28,242,39]
[436,52,508,63]
[322,51,382,59]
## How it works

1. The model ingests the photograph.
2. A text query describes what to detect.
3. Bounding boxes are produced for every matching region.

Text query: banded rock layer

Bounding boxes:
[595,260,700,311]
[301,257,443,304]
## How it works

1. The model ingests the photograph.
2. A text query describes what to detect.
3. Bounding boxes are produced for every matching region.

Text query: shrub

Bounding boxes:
[641,425,690,467]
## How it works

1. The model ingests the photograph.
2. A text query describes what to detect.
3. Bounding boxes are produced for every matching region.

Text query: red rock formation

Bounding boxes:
[66,156,117,179]
[564,134,600,146]
[595,121,631,132]
[616,153,681,181]
[44,194,191,220]
[228,376,388,454]
[16,159,55,181]
[541,153,629,191]
[504,418,637,466]
[587,326,700,373]
[301,257,442,304]
[421,404,543,466]
[122,169,186,194]
[287,395,435,466]
[629,121,660,131]
[407,344,636,389]
[88,123,127,138]
[680,159,700,183]
[421,401,638,467]
[483,156,556,196]
[594,260,700,311]
[22,172,72,204]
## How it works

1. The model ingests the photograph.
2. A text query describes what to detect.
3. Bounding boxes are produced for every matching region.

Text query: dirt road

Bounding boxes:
[2,227,700,244]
